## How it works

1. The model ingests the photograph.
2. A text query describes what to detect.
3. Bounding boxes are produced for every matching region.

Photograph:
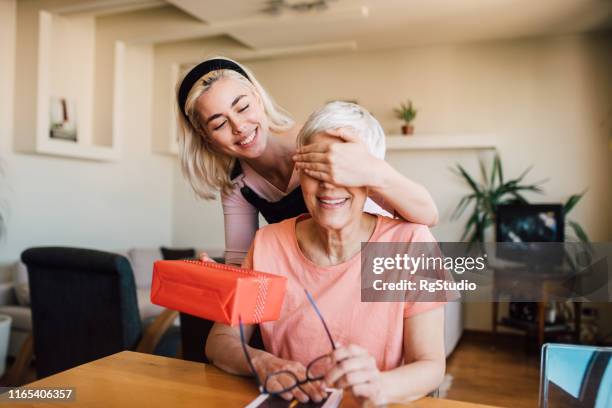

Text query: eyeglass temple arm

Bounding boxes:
[238,316,263,390]
[304,289,337,350]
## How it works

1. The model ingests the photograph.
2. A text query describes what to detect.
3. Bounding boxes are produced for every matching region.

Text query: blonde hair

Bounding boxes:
[297,101,386,159]
[177,57,294,199]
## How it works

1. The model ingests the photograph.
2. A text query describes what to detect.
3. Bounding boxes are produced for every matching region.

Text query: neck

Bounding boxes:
[299,214,377,266]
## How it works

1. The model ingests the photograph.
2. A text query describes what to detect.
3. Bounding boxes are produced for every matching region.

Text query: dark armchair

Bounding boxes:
[6,247,179,385]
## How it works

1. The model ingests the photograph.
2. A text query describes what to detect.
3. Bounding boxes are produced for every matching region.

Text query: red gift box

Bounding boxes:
[150,260,286,325]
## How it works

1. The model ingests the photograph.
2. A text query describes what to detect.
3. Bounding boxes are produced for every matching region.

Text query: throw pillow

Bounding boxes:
[160,247,196,261]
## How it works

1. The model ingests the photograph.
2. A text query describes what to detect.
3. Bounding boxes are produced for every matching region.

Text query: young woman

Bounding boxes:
[176,57,438,265]
[205,102,446,404]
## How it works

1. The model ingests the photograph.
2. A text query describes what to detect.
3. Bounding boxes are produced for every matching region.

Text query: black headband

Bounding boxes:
[178,59,251,120]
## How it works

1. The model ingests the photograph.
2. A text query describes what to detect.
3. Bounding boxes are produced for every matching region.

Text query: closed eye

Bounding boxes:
[211,103,248,131]
[212,120,227,131]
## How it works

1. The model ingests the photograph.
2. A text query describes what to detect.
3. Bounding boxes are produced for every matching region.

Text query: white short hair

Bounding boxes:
[297,101,385,159]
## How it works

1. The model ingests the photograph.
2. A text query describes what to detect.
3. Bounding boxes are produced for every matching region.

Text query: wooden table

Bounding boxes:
[2,351,498,407]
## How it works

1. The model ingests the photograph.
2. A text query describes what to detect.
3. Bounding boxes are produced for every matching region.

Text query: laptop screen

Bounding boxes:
[540,343,612,407]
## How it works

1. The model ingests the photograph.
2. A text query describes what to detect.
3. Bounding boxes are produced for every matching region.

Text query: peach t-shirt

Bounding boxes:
[242,214,444,371]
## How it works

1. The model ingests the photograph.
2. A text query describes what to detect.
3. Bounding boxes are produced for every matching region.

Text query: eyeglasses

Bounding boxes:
[239,288,337,396]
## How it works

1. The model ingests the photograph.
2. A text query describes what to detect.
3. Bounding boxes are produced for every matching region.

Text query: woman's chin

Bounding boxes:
[232,144,264,160]
[312,213,351,231]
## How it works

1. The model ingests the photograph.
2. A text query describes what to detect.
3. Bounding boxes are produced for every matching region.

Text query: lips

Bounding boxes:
[236,127,258,147]
[317,196,349,209]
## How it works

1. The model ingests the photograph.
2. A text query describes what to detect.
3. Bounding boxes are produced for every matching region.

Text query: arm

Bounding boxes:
[221,187,259,266]
[381,306,446,401]
[293,129,438,226]
[368,160,439,226]
[205,322,258,376]
[324,306,445,404]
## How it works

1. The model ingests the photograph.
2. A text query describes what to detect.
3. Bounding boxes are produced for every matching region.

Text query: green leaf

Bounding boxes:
[395,100,417,122]
[461,211,479,241]
[452,196,468,220]
[564,191,587,215]
[452,194,475,220]
[515,184,544,193]
[515,165,533,183]
[479,159,488,188]
[495,154,503,185]
[567,220,589,243]
[456,164,481,193]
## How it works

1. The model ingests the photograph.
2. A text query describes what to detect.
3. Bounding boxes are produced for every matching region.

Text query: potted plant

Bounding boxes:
[394,100,417,135]
[452,153,589,244]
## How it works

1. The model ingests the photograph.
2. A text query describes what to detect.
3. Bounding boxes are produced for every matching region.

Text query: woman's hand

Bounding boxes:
[293,128,384,188]
[251,353,326,403]
[324,344,387,405]
[199,252,216,262]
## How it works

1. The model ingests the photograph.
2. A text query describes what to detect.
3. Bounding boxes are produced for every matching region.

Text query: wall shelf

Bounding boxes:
[386,134,497,151]
[14,9,124,162]
[33,139,121,161]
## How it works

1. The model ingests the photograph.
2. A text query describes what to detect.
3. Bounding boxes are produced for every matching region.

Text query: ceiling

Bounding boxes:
[54,0,612,52]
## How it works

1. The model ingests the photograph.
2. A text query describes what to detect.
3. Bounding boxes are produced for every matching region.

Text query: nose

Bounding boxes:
[230,115,247,135]
[318,179,335,190]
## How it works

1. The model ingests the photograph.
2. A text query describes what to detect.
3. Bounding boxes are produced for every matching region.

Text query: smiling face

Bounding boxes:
[193,76,269,159]
[300,133,368,231]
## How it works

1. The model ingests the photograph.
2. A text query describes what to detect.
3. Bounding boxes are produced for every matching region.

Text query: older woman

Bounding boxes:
[205,102,445,405]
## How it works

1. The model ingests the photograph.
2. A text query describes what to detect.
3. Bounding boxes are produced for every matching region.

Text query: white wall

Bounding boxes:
[0,0,176,275]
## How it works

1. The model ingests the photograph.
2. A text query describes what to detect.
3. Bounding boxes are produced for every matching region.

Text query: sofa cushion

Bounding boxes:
[13,262,30,306]
[0,305,31,331]
[0,282,16,306]
[128,249,162,288]
[160,247,195,260]
[137,288,164,321]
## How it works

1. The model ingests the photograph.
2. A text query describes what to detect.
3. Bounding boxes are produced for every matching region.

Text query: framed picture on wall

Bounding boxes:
[49,96,77,142]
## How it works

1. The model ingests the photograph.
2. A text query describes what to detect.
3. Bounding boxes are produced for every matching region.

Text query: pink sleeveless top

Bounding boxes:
[242,214,444,371]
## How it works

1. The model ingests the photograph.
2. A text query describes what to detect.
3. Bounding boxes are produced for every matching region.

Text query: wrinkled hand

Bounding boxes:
[324,344,386,405]
[252,353,326,403]
[293,128,383,187]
